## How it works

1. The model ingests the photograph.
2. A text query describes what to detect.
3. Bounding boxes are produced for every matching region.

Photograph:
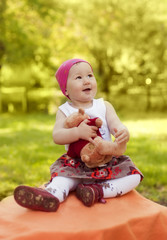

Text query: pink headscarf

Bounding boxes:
[55,58,92,98]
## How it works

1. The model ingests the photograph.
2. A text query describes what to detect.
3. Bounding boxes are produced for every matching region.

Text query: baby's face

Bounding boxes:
[66,62,97,106]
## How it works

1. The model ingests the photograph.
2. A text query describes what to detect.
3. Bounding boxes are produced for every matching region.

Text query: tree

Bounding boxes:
[0,0,65,87]
[0,0,6,83]
[66,0,167,102]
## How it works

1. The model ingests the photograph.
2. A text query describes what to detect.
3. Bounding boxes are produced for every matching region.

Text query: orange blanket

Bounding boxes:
[0,190,167,240]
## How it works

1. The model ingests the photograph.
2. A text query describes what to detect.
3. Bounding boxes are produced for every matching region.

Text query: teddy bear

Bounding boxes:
[64,108,126,168]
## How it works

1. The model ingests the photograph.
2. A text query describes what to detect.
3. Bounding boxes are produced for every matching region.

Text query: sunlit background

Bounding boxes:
[0,0,167,205]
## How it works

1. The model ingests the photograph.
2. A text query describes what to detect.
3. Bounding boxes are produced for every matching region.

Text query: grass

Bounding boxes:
[0,112,167,206]
[124,116,167,206]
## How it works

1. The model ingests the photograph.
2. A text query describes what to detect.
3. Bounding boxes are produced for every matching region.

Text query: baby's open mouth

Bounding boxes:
[83,88,91,91]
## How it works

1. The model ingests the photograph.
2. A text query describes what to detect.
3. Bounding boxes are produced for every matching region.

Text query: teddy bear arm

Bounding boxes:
[81,154,90,163]
[80,143,95,163]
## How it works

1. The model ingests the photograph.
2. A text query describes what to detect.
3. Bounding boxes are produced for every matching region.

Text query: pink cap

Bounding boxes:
[55,58,92,98]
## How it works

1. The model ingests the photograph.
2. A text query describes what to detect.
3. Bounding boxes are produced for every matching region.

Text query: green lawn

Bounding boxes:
[0,112,167,206]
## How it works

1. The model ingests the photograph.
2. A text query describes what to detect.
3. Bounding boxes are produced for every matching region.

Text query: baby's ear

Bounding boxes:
[65,90,69,96]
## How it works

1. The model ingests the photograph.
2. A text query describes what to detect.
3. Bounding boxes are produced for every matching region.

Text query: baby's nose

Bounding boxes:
[83,76,90,84]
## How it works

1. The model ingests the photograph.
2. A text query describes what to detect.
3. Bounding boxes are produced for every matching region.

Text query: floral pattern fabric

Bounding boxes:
[50,154,143,183]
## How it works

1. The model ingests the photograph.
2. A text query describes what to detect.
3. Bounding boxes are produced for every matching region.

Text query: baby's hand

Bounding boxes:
[77,119,98,142]
[114,128,130,144]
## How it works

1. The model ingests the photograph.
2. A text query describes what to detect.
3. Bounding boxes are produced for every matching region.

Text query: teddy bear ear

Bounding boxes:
[79,108,84,115]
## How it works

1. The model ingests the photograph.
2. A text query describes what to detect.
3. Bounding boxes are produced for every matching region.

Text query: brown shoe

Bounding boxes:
[14,185,60,212]
[76,183,106,207]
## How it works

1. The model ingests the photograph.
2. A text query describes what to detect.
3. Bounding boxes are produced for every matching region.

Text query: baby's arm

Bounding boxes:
[105,101,130,144]
[92,101,129,156]
[53,109,98,145]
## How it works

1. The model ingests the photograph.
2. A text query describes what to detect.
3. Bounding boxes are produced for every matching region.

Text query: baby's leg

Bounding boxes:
[14,177,80,212]
[100,174,141,198]
[45,176,81,202]
[76,174,141,207]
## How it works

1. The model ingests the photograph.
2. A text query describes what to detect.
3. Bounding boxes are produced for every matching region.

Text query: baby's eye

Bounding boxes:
[88,74,93,78]
[76,76,82,80]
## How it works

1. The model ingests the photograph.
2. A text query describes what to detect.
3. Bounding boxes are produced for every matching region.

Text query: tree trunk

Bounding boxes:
[146,84,151,111]
[0,0,7,113]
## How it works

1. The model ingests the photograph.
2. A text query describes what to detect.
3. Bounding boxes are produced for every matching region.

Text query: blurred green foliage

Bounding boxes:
[0,0,167,113]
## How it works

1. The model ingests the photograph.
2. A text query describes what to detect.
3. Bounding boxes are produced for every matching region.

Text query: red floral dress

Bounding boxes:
[50,154,143,183]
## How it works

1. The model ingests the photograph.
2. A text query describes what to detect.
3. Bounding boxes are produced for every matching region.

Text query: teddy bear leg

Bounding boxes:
[95,138,126,156]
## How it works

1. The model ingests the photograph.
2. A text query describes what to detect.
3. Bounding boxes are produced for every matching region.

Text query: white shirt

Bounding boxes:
[59,98,111,149]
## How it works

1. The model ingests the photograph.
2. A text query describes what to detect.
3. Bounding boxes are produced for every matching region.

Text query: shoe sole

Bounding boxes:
[76,185,95,207]
[14,186,59,212]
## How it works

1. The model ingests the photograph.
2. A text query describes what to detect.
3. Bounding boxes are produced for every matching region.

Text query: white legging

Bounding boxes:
[45,174,141,203]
